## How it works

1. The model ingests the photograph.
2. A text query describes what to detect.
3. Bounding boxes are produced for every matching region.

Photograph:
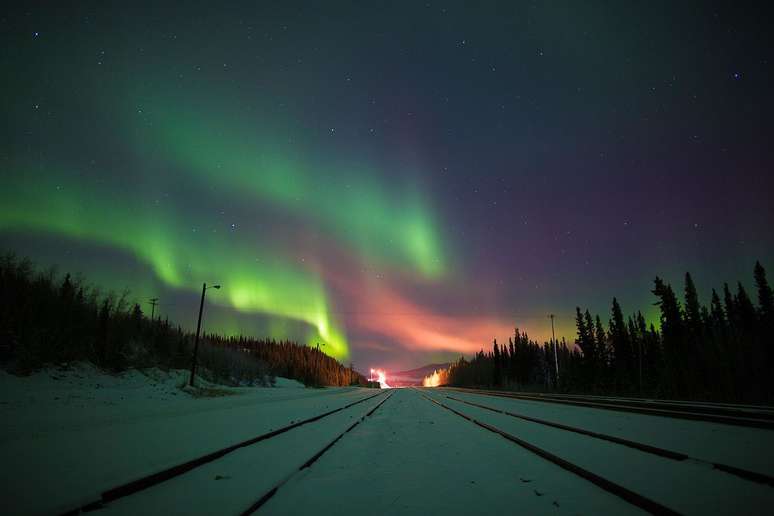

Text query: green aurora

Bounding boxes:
[3,2,772,370]
[1,84,450,362]
[1,163,366,359]
[126,98,447,280]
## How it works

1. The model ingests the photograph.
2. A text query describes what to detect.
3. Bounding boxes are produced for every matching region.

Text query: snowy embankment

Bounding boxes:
[0,364,372,515]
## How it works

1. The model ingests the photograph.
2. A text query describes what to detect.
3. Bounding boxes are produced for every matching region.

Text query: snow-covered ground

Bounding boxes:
[435,388,774,478]
[262,387,641,515]
[3,369,774,515]
[102,391,390,515]
[425,388,774,515]
[0,364,373,515]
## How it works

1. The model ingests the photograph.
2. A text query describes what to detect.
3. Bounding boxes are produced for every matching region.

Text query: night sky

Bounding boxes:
[2,2,772,370]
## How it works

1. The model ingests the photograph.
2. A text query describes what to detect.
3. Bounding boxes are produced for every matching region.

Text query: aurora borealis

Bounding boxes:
[1,2,772,370]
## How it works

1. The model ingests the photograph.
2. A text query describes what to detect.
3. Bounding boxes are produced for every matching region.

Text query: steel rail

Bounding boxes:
[442,387,774,429]
[445,393,774,487]
[62,389,388,515]
[242,391,394,514]
[417,389,679,515]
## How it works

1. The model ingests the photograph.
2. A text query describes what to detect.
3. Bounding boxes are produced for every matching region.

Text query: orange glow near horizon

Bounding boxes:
[325,266,575,364]
[351,283,516,355]
[422,368,448,387]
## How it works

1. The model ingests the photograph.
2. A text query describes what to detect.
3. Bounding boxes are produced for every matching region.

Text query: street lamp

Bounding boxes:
[189,282,220,387]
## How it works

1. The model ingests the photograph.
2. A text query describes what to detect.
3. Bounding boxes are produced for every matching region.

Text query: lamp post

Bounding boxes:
[189,282,220,387]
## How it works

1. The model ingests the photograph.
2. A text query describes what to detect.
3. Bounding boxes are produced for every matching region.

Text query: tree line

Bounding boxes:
[0,253,371,387]
[205,335,369,387]
[434,261,774,403]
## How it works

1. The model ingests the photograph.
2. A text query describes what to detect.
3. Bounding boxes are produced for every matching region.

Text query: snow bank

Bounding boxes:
[272,376,305,388]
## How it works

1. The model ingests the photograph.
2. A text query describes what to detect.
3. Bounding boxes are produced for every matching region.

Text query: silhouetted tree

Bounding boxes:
[609,298,633,392]
[653,277,687,397]
[492,339,502,386]
[5,252,773,402]
[575,307,595,390]
[755,262,773,323]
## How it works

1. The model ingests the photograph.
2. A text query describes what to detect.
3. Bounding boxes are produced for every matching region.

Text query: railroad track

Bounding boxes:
[506,392,774,413]
[242,390,393,514]
[418,388,774,515]
[443,393,774,487]
[415,388,678,515]
[443,387,774,429]
[62,389,391,515]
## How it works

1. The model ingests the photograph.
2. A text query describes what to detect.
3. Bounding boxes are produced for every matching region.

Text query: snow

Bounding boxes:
[0,364,375,515]
[272,377,305,388]
[261,387,641,515]
[102,392,390,515]
[3,368,773,515]
[427,389,774,514]
[91,388,643,515]
[437,388,774,479]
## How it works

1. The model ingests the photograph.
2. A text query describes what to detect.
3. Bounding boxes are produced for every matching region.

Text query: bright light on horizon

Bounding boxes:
[369,368,391,388]
[423,368,448,387]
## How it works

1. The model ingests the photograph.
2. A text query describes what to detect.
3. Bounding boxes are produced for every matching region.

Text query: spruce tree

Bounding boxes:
[508,337,516,384]
[684,273,701,328]
[753,262,774,391]
[594,315,608,390]
[575,307,596,389]
[653,277,686,397]
[735,283,757,329]
[754,261,773,322]
[610,298,633,393]
[493,339,501,387]
[683,272,707,396]
[723,283,737,331]
[628,315,643,394]
[710,289,726,332]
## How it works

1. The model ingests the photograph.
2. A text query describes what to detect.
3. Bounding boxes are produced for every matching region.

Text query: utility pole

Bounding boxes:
[148,298,159,321]
[549,314,559,386]
[190,282,220,387]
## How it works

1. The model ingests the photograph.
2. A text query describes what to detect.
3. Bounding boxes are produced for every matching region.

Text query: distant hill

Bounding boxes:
[387,363,451,386]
